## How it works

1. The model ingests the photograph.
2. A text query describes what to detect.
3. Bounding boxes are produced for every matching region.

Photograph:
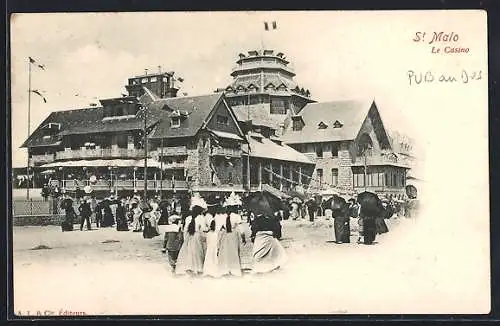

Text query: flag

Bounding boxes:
[31,89,47,103]
[264,21,277,31]
[29,57,45,70]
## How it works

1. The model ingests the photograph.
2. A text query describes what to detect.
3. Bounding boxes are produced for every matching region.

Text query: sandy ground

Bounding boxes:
[12,215,488,315]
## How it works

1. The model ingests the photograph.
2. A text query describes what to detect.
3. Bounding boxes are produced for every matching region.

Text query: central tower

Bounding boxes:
[219,49,315,120]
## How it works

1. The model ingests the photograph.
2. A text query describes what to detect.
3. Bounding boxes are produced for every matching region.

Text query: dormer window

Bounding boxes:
[141,78,148,83]
[150,76,158,82]
[171,117,180,128]
[318,122,328,129]
[333,120,343,128]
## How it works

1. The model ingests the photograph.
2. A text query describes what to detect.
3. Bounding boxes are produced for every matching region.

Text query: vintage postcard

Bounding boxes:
[9,10,489,316]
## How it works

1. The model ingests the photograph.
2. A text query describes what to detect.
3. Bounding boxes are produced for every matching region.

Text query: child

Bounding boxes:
[164,215,184,273]
[203,219,221,277]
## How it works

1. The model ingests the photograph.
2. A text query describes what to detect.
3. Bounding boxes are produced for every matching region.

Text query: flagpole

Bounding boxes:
[26,58,32,200]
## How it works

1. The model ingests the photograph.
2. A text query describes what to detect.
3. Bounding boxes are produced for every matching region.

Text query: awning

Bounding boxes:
[245,136,314,164]
[210,130,244,141]
[40,158,162,168]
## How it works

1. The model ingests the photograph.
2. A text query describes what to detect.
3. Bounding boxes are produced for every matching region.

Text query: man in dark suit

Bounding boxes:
[79,199,92,231]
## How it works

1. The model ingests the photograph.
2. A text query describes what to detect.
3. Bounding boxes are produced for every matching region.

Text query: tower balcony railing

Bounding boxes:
[55,148,145,160]
[231,61,295,74]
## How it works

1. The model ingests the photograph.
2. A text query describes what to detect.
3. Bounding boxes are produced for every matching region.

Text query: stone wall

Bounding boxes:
[338,141,354,190]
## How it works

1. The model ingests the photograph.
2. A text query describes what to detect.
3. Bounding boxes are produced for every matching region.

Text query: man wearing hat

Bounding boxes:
[78,198,93,231]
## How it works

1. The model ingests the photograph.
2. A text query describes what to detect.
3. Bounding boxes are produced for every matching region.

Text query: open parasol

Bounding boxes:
[246,192,279,217]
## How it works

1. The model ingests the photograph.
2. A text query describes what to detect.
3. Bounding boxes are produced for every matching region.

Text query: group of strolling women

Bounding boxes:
[164,192,287,277]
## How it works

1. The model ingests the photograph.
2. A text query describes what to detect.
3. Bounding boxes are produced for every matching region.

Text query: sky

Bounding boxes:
[10,11,432,168]
[9,11,490,312]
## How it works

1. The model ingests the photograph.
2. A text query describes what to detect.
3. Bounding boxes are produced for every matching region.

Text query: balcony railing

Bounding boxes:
[232,61,295,73]
[29,153,55,165]
[352,154,410,167]
[211,147,242,157]
[155,146,188,156]
[55,148,145,160]
[55,179,189,191]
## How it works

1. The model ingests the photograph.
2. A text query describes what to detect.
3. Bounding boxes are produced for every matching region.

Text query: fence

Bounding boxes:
[12,198,63,216]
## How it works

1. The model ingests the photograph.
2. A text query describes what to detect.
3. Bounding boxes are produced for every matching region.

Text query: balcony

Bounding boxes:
[55,148,145,161]
[211,147,242,157]
[155,146,188,156]
[231,61,295,74]
[29,153,55,166]
[56,179,189,191]
[352,153,410,168]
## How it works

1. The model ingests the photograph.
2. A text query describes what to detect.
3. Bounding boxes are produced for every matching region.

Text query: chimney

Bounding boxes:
[144,69,148,76]
[158,65,162,73]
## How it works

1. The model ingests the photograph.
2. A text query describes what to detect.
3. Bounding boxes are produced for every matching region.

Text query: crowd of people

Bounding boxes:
[59,191,287,277]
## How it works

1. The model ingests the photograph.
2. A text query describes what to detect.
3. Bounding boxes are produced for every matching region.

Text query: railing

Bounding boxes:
[232,61,294,73]
[155,146,188,156]
[352,154,411,167]
[55,148,145,160]
[29,154,56,165]
[211,147,242,157]
[56,179,189,191]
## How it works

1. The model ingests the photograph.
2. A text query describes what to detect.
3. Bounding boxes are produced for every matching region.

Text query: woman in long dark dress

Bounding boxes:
[101,202,115,227]
[250,213,286,274]
[61,196,75,232]
[116,200,129,231]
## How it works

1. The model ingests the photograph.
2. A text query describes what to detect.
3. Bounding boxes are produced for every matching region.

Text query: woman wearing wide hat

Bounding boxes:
[217,192,246,277]
[175,196,209,276]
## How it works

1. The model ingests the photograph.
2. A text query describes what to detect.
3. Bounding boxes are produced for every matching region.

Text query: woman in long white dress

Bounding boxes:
[203,217,222,277]
[218,193,246,277]
[175,196,208,276]
[251,213,287,274]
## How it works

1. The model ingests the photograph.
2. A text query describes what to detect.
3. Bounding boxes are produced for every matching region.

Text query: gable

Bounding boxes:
[205,99,241,136]
[353,102,392,152]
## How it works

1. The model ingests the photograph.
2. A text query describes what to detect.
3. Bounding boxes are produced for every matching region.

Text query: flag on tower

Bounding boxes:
[264,21,277,31]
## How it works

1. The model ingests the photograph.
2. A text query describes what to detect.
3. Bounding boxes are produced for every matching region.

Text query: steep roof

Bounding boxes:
[244,133,313,164]
[281,100,374,144]
[232,104,286,129]
[148,93,226,139]
[21,93,232,148]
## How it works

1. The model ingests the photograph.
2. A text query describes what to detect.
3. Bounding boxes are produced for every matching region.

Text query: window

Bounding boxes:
[141,78,148,83]
[150,76,158,82]
[216,115,229,125]
[385,172,392,187]
[270,98,286,114]
[316,168,323,186]
[292,120,302,131]
[331,168,338,186]
[316,144,323,158]
[171,117,180,128]
[333,120,343,128]
[331,143,339,157]
[318,122,328,129]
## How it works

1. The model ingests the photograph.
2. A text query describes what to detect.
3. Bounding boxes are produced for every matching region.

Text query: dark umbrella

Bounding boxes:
[246,192,278,217]
[158,199,171,211]
[405,185,418,199]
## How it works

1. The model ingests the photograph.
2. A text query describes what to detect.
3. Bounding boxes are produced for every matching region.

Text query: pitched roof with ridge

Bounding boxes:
[22,93,241,147]
[281,100,375,144]
[147,93,231,139]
